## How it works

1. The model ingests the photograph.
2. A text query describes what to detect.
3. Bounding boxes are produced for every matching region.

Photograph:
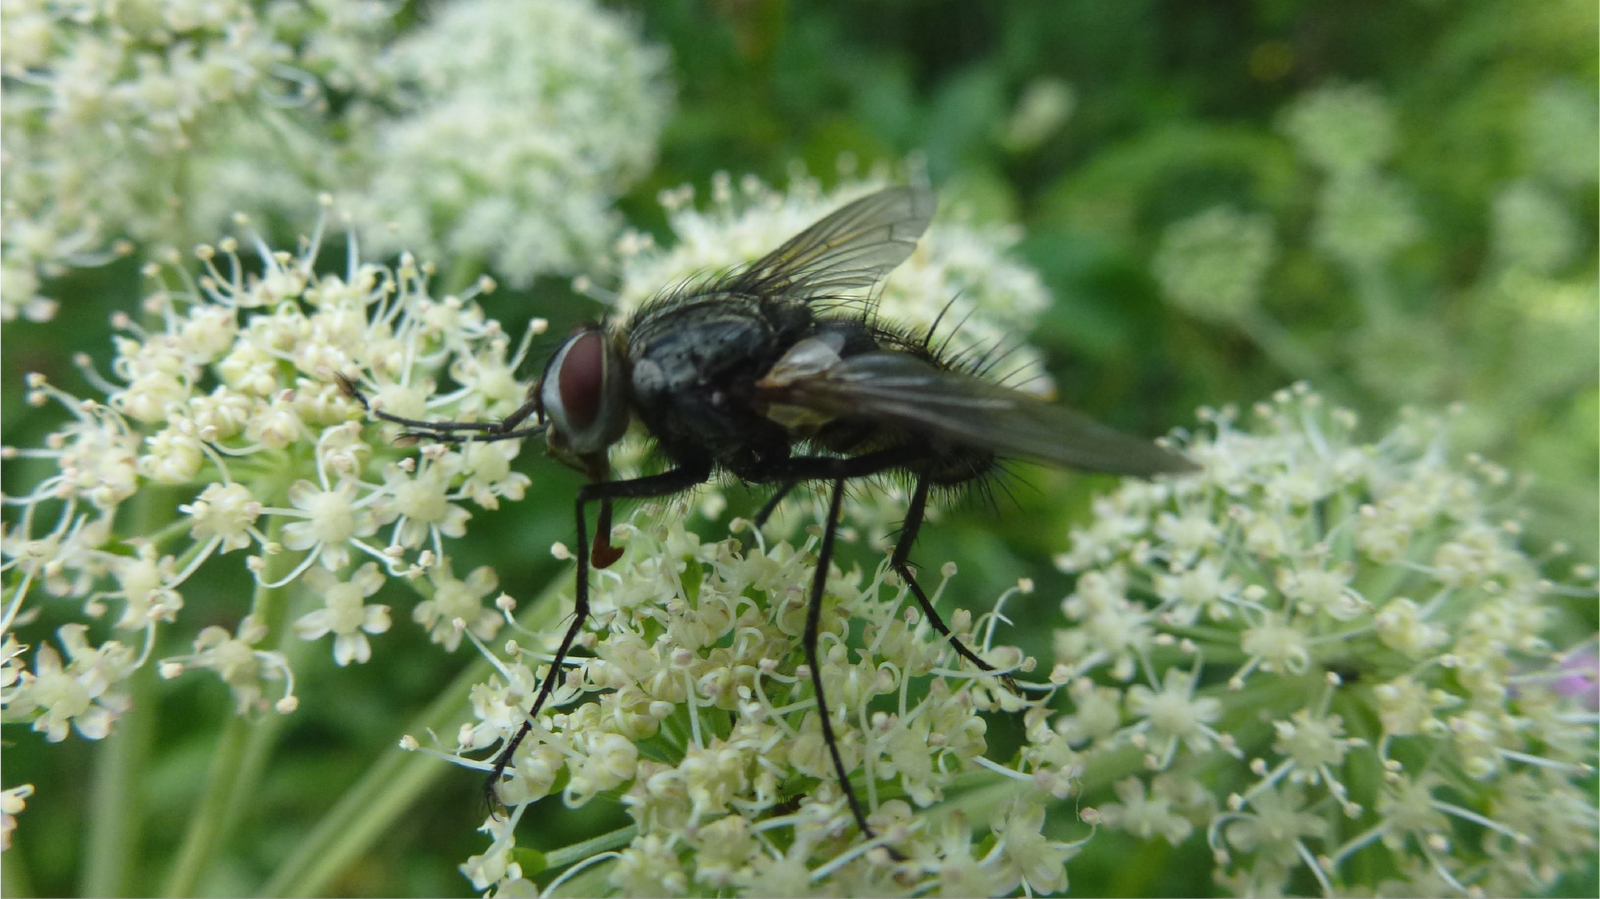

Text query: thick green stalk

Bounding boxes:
[161,517,291,898]
[81,485,169,897]
[215,537,310,847]
[161,715,252,898]
[80,662,156,898]
[4,829,36,897]
[1239,311,1346,403]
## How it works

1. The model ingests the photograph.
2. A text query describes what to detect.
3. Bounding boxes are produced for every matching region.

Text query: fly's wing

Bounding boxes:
[727,186,936,299]
[762,349,1198,477]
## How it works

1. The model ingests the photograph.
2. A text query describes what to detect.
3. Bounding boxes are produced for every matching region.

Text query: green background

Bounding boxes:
[3,1,1595,896]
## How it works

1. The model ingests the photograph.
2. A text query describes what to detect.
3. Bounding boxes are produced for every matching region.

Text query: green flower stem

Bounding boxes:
[543,824,640,870]
[82,484,171,897]
[262,568,572,898]
[1348,264,1395,323]
[441,254,488,296]
[4,829,36,898]
[262,721,454,899]
[936,774,1044,823]
[215,689,292,855]
[217,522,316,845]
[161,714,253,898]
[81,660,157,898]
[162,517,290,899]
[545,855,616,898]
[1072,743,1156,797]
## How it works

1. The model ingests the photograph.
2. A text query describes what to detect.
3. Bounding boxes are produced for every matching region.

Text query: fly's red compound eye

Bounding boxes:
[556,330,604,432]
[539,328,630,458]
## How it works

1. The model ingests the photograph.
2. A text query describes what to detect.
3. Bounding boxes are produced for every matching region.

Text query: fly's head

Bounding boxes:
[537,326,631,482]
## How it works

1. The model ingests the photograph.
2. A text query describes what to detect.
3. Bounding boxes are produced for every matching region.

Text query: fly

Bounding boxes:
[340,186,1197,841]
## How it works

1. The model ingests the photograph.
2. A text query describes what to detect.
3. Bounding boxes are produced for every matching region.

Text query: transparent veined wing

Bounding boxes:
[759,348,1198,477]
[727,186,936,299]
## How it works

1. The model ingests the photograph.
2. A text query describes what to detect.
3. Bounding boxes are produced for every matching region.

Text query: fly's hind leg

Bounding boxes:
[747,456,1020,692]
[752,479,799,527]
[740,449,918,844]
[891,477,1021,695]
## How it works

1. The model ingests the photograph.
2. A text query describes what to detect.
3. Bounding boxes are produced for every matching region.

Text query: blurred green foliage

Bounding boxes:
[3,1,1594,896]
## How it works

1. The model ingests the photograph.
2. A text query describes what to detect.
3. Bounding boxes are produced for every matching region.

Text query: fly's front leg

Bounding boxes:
[486,462,710,813]
[336,374,545,444]
[591,496,622,568]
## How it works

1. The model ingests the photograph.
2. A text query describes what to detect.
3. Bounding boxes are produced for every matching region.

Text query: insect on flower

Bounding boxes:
[340,186,1196,841]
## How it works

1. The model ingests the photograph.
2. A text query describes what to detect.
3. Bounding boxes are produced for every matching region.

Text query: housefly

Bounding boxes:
[342,186,1196,841]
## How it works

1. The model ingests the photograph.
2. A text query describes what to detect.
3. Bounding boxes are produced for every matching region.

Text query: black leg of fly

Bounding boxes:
[889,478,1025,695]
[804,477,879,839]
[335,374,549,443]
[336,374,647,808]
[342,371,1023,843]
[484,462,712,813]
[741,449,1023,846]
[751,479,799,528]
[753,468,1019,691]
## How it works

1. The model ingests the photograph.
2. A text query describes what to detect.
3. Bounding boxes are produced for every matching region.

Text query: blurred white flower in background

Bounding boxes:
[1278,83,1397,177]
[349,0,671,288]
[1,0,672,322]
[1520,83,1599,189]
[0,0,396,321]
[1153,206,1277,325]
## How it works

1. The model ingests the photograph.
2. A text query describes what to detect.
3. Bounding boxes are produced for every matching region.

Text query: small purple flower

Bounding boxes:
[1552,641,1600,712]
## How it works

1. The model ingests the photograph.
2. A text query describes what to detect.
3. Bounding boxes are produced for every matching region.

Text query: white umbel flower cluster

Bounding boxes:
[1056,384,1598,897]
[1,203,538,751]
[442,517,1085,897]
[2,0,672,323]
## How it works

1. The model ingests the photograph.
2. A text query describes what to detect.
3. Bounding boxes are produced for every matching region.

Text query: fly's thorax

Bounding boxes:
[539,327,632,470]
[625,294,789,404]
[621,292,804,467]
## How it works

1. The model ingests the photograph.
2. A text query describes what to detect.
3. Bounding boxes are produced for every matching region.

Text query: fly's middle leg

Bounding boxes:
[802,477,880,841]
